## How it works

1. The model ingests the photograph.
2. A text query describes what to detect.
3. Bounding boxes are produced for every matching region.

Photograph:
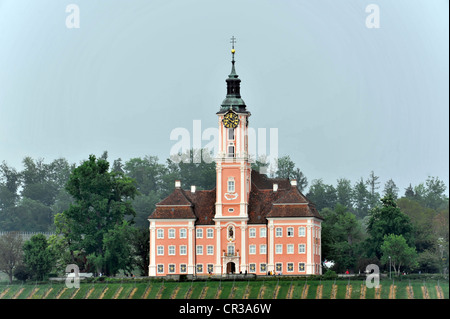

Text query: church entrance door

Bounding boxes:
[226,262,236,274]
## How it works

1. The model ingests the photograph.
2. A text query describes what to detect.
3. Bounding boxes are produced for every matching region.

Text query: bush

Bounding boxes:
[14,265,32,282]
[323,270,337,280]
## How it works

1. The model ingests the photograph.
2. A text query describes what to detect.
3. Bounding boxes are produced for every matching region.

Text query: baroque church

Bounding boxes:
[148,39,323,276]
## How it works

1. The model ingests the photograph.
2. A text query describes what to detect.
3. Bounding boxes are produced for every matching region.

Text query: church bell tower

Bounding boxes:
[213,37,252,274]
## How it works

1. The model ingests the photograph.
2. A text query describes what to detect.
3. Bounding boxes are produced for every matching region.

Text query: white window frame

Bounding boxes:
[299,244,306,254]
[157,245,164,256]
[260,227,267,238]
[207,228,214,238]
[260,244,267,255]
[168,264,176,273]
[287,227,294,237]
[227,179,235,193]
[168,245,175,255]
[260,263,267,273]
[287,263,294,273]
[196,245,203,255]
[299,263,305,272]
[157,229,164,239]
[298,227,306,237]
[249,228,256,238]
[275,244,283,254]
[180,245,187,255]
[180,228,187,238]
[157,264,164,274]
[180,264,187,273]
[249,245,256,255]
[196,228,203,238]
[196,264,203,273]
[207,245,214,255]
[228,128,235,140]
[249,263,256,273]
[275,263,282,273]
[168,228,175,239]
[287,244,294,254]
[275,227,282,237]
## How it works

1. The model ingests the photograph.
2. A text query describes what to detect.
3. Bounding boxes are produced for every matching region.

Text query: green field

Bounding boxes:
[0,278,448,299]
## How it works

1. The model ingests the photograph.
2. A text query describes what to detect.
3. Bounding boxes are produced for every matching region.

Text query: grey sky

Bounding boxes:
[0,0,448,195]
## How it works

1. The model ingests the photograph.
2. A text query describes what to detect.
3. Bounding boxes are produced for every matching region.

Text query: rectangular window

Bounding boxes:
[196,228,203,238]
[275,263,282,273]
[260,263,267,273]
[260,228,266,238]
[275,227,282,237]
[260,244,267,254]
[287,263,294,272]
[249,263,256,273]
[287,244,294,254]
[249,245,256,254]
[180,245,187,255]
[168,264,176,273]
[227,180,235,193]
[249,228,256,238]
[227,245,235,256]
[157,245,164,256]
[287,227,294,237]
[168,245,175,255]
[157,229,164,239]
[168,229,175,239]
[228,145,235,158]
[207,228,214,238]
[207,245,214,255]
[180,264,187,273]
[275,244,282,254]
[196,264,203,273]
[207,264,214,274]
[196,245,203,255]
[157,264,164,274]
[299,263,305,272]
[298,227,306,237]
[180,228,187,238]
[228,128,235,140]
[298,244,306,254]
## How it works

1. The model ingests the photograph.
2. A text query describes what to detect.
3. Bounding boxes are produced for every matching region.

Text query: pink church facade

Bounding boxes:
[148,44,323,277]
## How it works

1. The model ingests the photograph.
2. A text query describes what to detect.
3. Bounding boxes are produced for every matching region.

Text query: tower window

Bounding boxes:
[228,128,235,140]
[228,180,235,193]
[228,145,235,157]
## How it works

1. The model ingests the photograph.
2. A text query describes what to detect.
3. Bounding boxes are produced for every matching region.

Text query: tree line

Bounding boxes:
[0,151,448,282]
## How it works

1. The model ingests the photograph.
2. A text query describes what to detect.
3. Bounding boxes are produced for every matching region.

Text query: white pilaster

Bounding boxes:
[188,222,195,275]
[148,221,156,276]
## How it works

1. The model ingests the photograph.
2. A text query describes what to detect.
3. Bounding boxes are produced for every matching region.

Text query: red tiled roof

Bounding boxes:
[148,170,323,223]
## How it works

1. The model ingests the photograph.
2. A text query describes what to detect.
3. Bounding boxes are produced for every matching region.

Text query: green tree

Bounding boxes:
[380,234,418,275]
[131,227,150,276]
[306,179,337,211]
[366,171,381,210]
[275,155,308,192]
[23,234,55,281]
[321,204,364,272]
[383,179,399,200]
[352,178,369,219]
[366,194,414,259]
[61,155,138,274]
[0,231,23,284]
[336,178,353,210]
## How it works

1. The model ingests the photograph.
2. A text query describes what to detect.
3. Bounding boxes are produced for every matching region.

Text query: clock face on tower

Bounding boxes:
[223,111,239,129]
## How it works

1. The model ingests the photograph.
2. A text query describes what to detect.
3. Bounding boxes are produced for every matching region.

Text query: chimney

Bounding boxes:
[273,183,278,192]
[290,180,297,187]
[175,180,181,188]
[191,185,196,193]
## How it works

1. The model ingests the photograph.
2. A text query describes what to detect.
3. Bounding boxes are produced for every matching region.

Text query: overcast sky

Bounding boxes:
[0,0,448,195]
